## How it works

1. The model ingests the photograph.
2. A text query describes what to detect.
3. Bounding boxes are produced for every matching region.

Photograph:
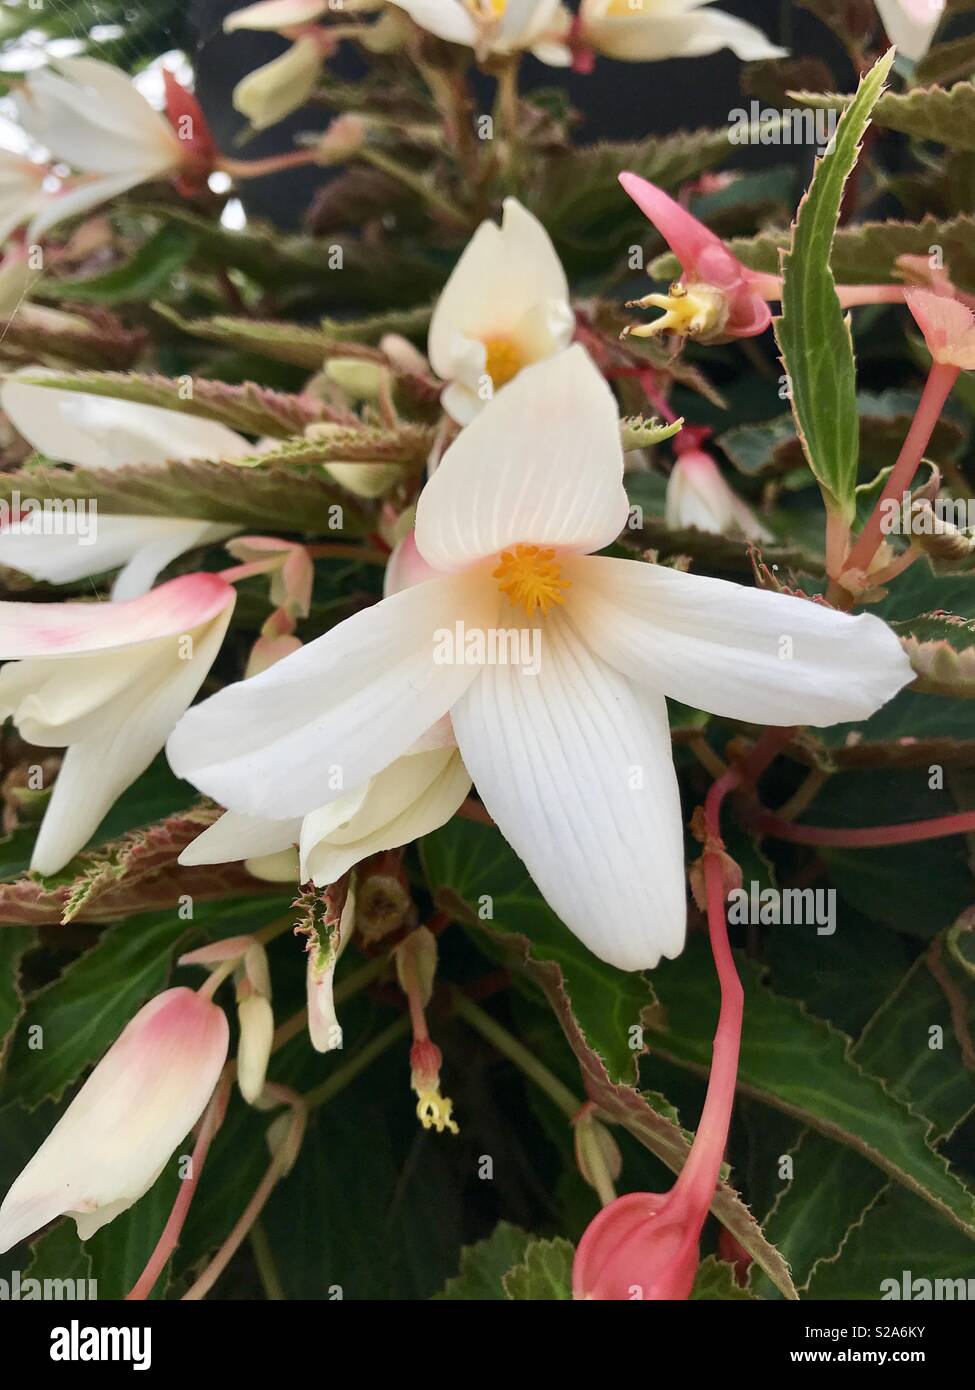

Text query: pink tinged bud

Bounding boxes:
[572,1189,701,1301]
[0,988,228,1253]
[618,172,772,341]
[905,288,975,370]
[666,443,771,542]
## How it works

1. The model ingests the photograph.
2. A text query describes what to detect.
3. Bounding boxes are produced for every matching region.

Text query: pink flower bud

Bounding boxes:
[0,988,228,1253]
[572,1189,700,1301]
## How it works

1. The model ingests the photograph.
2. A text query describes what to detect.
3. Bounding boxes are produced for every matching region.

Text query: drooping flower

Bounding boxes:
[388,0,573,65]
[619,172,776,342]
[429,196,574,424]
[0,376,246,597]
[573,1188,701,1299]
[0,988,228,1252]
[169,347,911,970]
[231,33,334,130]
[0,573,235,874]
[578,0,786,66]
[875,0,944,62]
[12,57,214,237]
[665,427,771,541]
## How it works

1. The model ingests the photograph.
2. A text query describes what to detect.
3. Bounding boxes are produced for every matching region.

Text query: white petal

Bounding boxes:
[0,572,234,658]
[167,572,495,819]
[415,346,628,571]
[0,515,237,600]
[26,170,157,240]
[875,0,943,62]
[301,750,471,885]
[225,0,329,30]
[451,612,686,970]
[29,605,233,874]
[1,377,252,470]
[386,0,478,45]
[564,555,914,726]
[178,809,302,866]
[17,57,179,176]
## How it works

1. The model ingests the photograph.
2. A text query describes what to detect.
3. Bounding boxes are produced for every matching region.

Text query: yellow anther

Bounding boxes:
[493,544,570,616]
[622,280,727,342]
[416,1089,460,1136]
[482,334,525,389]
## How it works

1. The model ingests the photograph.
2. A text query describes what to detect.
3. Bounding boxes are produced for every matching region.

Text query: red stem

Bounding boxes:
[756,807,975,849]
[844,361,959,578]
[125,1074,231,1300]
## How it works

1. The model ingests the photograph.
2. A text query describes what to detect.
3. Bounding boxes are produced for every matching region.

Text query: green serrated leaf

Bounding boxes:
[796,78,975,152]
[502,1236,574,1299]
[435,1222,532,1299]
[775,49,896,521]
[651,935,975,1237]
[692,1253,757,1300]
[9,370,318,439]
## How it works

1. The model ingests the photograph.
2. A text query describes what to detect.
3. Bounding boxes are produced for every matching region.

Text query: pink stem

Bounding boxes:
[673,824,743,1217]
[835,284,906,307]
[844,361,959,579]
[756,808,975,849]
[125,1074,231,1301]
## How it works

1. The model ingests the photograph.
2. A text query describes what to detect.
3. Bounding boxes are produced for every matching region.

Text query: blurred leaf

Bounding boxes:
[52,226,196,305]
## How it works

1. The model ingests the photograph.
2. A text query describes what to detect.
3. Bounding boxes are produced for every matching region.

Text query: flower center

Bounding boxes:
[493,544,570,617]
[623,280,727,342]
[482,334,525,389]
[466,0,507,19]
[605,0,651,14]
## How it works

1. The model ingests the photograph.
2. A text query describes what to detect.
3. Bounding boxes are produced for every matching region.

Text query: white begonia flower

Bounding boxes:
[0,573,236,875]
[168,347,912,971]
[429,197,574,425]
[0,987,228,1253]
[665,436,771,542]
[0,376,248,598]
[874,0,944,62]
[13,56,186,239]
[387,0,573,65]
[0,151,51,244]
[579,0,787,63]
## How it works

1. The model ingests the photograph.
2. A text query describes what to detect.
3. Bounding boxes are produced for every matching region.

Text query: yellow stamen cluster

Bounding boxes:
[416,1088,460,1136]
[622,280,726,342]
[482,334,525,390]
[493,544,570,616]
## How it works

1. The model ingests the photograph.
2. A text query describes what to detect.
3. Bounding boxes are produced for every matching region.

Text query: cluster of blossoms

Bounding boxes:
[0,0,968,1301]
